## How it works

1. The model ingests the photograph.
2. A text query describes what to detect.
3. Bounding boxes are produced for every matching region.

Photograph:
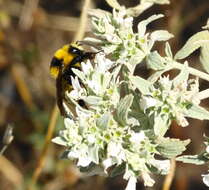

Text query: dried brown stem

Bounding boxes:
[162,159,176,190]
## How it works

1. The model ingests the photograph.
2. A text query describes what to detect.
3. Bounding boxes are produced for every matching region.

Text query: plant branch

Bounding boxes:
[172,61,209,82]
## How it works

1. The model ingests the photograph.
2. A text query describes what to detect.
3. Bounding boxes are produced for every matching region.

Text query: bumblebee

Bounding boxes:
[50,43,97,117]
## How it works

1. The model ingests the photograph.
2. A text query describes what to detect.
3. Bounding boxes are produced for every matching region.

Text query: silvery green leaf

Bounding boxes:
[52,137,67,146]
[114,94,134,126]
[88,9,111,19]
[154,116,169,137]
[126,3,153,17]
[148,159,170,175]
[146,51,166,70]
[102,74,112,90]
[185,104,209,120]
[156,138,190,158]
[96,113,110,129]
[89,145,99,164]
[83,37,103,45]
[150,30,174,42]
[148,66,172,83]
[165,42,173,58]
[172,63,189,85]
[105,0,122,10]
[125,176,137,190]
[130,110,152,130]
[202,18,209,30]
[176,155,208,165]
[112,64,122,80]
[200,44,209,73]
[202,173,209,187]
[72,68,86,82]
[84,96,103,106]
[130,76,152,94]
[175,30,209,60]
[137,14,164,37]
[129,50,145,67]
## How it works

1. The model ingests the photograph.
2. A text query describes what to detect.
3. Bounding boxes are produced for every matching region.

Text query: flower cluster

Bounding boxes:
[53,6,209,190]
[141,74,200,128]
[53,53,172,189]
[86,8,173,73]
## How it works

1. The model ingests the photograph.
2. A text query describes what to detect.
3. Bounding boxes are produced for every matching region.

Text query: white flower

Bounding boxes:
[102,158,116,172]
[77,156,92,167]
[151,160,170,175]
[142,172,155,187]
[64,118,75,129]
[130,132,146,144]
[140,95,157,111]
[87,78,101,95]
[107,141,126,163]
[104,33,122,44]
[81,60,93,75]
[125,176,137,190]
[202,173,209,187]
[206,146,209,153]
[159,75,172,90]
[95,53,114,73]
[87,134,96,144]
[68,146,92,167]
[68,77,86,100]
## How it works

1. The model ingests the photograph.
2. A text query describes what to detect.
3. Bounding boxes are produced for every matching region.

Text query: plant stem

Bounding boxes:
[162,158,176,190]
[197,88,209,100]
[173,61,209,82]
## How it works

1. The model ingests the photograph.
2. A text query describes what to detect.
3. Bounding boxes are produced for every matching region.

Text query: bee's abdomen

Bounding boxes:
[50,57,63,78]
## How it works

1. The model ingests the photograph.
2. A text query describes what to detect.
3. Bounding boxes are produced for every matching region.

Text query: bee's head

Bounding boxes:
[68,43,83,56]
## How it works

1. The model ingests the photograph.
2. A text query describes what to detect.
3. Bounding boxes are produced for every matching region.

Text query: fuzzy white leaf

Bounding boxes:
[146,51,166,70]
[130,76,152,94]
[137,14,164,36]
[185,104,209,120]
[175,30,209,60]
[150,30,173,42]
[114,95,133,126]
[200,44,209,73]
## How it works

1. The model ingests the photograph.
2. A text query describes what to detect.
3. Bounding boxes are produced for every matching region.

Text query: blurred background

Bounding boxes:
[0,0,209,189]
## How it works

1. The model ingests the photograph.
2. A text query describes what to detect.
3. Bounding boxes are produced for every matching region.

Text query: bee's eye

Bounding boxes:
[68,46,82,55]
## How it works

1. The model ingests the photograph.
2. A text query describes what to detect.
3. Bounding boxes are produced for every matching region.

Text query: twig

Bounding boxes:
[27,105,59,190]
[162,158,176,190]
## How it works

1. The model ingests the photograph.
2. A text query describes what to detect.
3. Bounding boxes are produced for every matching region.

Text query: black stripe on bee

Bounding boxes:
[50,57,63,67]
